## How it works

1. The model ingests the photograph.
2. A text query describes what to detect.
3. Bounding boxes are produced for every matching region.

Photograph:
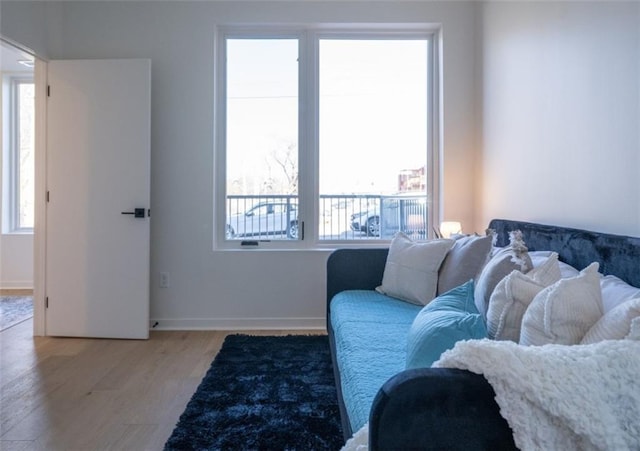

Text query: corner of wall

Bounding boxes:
[637,2,640,234]
[472,1,486,232]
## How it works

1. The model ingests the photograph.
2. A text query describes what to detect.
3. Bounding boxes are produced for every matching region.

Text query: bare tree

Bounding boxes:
[265,142,298,194]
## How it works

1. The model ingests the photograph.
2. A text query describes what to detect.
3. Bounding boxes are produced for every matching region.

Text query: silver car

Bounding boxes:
[350,197,427,238]
[226,202,298,239]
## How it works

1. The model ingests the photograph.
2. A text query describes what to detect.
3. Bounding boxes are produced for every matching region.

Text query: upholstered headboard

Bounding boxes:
[489,219,640,289]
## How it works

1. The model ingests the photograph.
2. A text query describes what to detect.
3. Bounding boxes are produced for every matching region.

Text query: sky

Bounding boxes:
[226,37,428,196]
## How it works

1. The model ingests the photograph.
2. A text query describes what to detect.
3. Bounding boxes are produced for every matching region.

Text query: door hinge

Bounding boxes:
[301,221,305,240]
[47,85,50,97]
[46,191,50,202]
[46,297,49,308]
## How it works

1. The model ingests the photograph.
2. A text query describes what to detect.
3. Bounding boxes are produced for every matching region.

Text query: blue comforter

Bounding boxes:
[330,290,421,432]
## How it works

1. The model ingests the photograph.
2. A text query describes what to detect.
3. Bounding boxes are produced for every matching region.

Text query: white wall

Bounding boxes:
[0,1,480,328]
[0,234,33,288]
[479,2,640,237]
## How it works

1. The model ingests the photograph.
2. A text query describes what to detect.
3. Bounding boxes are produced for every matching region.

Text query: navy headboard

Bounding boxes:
[489,219,640,289]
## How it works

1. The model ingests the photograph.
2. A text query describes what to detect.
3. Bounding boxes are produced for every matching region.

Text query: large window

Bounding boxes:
[2,77,35,233]
[216,27,439,248]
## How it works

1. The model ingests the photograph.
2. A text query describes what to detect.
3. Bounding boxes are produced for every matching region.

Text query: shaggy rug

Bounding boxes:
[0,296,33,331]
[164,334,344,451]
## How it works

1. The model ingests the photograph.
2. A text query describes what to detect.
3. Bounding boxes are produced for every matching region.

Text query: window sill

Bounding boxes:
[2,229,34,236]
[213,239,392,253]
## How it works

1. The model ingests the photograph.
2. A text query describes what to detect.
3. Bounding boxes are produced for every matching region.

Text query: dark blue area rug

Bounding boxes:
[164,334,344,450]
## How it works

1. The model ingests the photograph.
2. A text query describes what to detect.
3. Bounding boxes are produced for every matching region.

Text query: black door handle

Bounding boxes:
[121,208,146,218]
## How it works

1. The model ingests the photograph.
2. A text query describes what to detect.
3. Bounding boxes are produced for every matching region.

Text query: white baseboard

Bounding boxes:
[149,317,326,331]
[0,281,34,289]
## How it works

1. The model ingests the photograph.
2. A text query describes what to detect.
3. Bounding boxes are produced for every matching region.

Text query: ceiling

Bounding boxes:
[0,41,35,73]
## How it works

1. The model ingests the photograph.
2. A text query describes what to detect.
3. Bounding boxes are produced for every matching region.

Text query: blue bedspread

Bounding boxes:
[330,290,421,432]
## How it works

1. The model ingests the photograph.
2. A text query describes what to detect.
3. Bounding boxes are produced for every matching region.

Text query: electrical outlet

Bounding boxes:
[159,272,169,288]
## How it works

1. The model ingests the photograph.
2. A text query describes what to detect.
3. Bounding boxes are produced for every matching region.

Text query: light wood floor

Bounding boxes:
[0,318,323,450]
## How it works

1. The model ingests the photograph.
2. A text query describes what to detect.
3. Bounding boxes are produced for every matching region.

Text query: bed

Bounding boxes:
[326,218,640,449]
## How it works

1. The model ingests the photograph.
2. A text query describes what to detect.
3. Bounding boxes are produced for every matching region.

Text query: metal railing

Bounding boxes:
[226,194,428,240]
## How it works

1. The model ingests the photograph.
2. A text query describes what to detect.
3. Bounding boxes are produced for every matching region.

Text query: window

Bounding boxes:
[2,77,35,233]
[215,26,439,248]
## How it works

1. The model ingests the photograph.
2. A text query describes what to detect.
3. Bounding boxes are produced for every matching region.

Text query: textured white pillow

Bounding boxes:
[526,252,562,285]
[529,251,579,279]
[474,231,533,318]
[528,250,554,259]
[557,261,580,279]
[520,262,604,346]
[376,233,454,306]
[599,275,640,313]
[487,253,561,341]
[581,297,640,344]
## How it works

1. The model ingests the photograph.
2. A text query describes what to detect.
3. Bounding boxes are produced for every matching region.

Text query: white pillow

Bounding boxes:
[474,231,532,318]
[520,262,603,346]
[376,233,454,306]
[528,250,554,263]
[529,251,579,279]
[526,252,562,284]
[599,275,640,313]
[581,297,640,344]
[487,253,561,342]
[557,261,580,279]
[437,234,493,295]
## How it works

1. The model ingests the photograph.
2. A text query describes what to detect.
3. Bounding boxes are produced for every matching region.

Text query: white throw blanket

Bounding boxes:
[434,339,640,451]
[341,339,640,451]
[341,422,369,451]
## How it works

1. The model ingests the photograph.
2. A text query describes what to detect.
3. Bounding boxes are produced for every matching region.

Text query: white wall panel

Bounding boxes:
[0,234,33,288]
[479,2,640,237]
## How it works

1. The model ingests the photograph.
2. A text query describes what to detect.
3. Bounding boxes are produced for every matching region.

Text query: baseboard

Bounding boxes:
[0,281,34,290]
[150,317,326,331]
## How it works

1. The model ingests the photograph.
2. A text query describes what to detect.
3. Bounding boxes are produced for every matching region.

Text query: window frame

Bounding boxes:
[2,75,35,234]
[214,25,441,250]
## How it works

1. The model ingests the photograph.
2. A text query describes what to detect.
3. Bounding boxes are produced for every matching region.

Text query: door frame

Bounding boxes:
[33,56,47,336]
[4,40,152,337]
[0,36,47,336]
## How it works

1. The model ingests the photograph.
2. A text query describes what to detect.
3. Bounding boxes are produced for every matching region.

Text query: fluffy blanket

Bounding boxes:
[434,339,640,451]
[341,422,369,451]
[341,339,640,451]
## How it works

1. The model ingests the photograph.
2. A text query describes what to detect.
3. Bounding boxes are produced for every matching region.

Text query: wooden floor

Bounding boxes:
[0,319,322,450]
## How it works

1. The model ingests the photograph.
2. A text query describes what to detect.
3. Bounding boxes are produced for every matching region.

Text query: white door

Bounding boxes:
[45,59,151,339]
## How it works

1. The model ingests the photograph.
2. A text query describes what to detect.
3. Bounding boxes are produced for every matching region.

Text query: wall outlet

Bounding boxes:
[159,272,169,288]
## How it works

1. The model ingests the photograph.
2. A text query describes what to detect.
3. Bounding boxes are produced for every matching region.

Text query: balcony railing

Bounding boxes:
[226,194,428,240]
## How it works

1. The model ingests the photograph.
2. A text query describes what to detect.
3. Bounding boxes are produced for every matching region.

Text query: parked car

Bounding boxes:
[226,201,298,239]
[350,207,381,236]
[350,196,427,238]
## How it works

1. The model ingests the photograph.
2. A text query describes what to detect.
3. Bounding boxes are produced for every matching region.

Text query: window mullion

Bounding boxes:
[297,31,319,245]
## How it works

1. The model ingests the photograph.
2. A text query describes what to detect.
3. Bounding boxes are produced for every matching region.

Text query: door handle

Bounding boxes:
[121,208,146,218]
